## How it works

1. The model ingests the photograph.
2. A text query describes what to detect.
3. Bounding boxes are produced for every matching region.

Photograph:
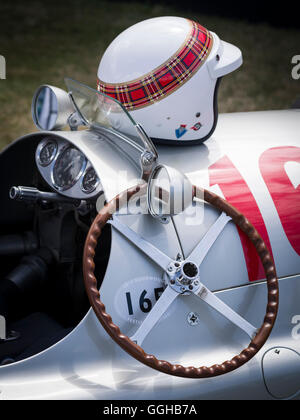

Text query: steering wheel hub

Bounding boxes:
[165,260,200,294]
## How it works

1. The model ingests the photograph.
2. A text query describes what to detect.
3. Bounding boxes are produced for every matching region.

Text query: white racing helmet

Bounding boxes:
[97,16,242,145]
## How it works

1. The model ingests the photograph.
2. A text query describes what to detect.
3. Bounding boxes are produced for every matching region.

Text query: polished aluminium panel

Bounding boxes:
[0,242,299,399]
[0,110,299,399]
[160,110,300,289]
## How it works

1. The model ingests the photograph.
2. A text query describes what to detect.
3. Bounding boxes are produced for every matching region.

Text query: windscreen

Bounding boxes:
[64,78,146,153]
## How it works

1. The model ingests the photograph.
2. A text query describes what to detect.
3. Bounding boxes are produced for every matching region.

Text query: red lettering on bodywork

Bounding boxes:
[260,146,300,256]
[209,155,273,282]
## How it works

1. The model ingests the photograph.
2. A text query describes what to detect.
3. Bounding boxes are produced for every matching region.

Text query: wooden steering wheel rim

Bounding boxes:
[83,184,279,378]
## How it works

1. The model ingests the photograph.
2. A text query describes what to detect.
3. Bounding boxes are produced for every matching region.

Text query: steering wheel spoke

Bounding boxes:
[130,285,178,346]
[108,217,174,272]
[194,284,257,339]
[187,212,231,267]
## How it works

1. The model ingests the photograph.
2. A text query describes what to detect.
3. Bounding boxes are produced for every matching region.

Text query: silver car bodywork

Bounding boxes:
[0,109,299,400]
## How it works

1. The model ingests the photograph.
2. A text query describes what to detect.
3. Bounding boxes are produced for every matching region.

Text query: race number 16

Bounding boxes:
[126,288,164,315]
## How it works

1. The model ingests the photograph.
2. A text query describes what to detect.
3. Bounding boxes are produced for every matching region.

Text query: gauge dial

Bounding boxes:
[39,140,57,166]
[53,147,86,190]
[82,167,99,194]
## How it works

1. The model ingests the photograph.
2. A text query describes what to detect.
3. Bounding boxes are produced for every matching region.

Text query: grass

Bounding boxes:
[0,0,299,150]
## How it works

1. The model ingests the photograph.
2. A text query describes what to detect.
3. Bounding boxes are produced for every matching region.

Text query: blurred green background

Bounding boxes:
[0,0,299,149]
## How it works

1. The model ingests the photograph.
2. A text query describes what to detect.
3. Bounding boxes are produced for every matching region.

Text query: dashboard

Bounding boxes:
[35,136,103,199]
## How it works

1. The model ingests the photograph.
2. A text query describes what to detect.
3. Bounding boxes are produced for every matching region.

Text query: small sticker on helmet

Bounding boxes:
[175,124,188,139]
[190,122,202,131]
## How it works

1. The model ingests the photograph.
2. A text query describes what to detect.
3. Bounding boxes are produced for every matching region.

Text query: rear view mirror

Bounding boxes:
[32,85,75,131]
[147,165,193,218]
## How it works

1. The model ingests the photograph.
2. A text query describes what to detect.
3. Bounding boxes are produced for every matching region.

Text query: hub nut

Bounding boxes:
[182,262,198,278]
